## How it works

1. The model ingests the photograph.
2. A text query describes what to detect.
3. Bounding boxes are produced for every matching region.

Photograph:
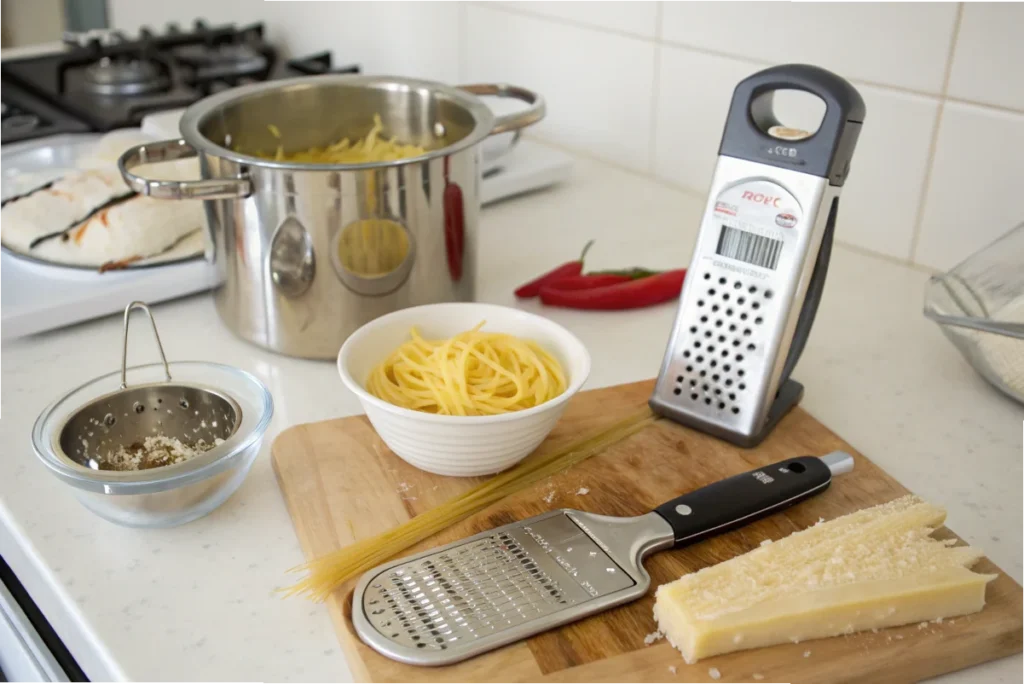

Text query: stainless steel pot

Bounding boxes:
[118,75,545,359]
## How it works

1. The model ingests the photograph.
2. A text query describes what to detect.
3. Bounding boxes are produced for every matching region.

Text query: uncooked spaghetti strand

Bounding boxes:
[282,407,657,601]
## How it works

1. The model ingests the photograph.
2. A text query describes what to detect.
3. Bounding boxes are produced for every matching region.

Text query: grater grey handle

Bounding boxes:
[719,64,865,186]
[120,301,171,389]
[779,197,838,386]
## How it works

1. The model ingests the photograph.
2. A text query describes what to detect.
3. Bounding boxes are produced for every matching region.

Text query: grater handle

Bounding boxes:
[719,64,864,186]
[652,453,845,548]
[779,197,838,386]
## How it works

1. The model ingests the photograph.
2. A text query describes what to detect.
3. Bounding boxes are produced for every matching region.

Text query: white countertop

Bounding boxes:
[1,148,1021,682]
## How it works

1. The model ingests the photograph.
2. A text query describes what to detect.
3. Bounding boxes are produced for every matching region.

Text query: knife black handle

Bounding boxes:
[653,454,844,548]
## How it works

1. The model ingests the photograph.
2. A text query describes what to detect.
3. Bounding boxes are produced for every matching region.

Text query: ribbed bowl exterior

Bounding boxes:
[364,402,568,476]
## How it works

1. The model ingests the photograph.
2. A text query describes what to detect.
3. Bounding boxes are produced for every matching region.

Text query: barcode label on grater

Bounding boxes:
[716,225,783,270]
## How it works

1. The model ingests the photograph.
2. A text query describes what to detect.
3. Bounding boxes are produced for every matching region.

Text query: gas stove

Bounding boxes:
[0,21,359,145]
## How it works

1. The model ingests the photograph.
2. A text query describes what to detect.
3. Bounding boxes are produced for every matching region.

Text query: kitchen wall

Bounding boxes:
[109,1,1024,272]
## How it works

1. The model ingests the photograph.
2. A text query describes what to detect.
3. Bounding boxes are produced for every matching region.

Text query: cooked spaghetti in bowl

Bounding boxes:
[366,323,567,416]
[338,303,590,476]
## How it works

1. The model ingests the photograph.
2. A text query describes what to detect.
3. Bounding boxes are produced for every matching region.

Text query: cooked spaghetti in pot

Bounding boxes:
[256,114,427,164]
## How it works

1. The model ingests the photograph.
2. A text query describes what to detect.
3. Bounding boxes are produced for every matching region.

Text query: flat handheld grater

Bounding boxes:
[651,64,865,447]
[353,451,854,666]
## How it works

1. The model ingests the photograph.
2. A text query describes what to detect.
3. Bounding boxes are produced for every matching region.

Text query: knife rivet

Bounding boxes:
[675,504,693,516]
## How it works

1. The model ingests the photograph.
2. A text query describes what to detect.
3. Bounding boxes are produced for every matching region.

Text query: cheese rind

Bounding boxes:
[653,496,995,664]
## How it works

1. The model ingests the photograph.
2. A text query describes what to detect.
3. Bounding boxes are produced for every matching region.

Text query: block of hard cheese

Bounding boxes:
[654,495,997,663]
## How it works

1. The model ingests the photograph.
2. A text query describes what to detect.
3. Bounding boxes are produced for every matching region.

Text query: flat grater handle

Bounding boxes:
[653,452,850,548]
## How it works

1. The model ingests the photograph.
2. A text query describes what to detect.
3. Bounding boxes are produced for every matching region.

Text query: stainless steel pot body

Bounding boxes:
[119,75,544,358]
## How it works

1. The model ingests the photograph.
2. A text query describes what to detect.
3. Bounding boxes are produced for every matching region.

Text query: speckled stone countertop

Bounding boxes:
[1,148,1021,681]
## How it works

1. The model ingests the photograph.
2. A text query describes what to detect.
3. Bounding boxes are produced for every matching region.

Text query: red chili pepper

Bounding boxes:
[539,269,686,310]
[514,240,594,298]
[543,273,633,291]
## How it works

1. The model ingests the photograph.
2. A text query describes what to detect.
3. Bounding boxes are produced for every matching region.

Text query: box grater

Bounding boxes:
[651,64,865,447]
[352,451,854,666]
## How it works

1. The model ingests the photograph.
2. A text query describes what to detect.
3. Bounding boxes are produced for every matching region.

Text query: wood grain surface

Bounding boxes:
[272,379,1022,682]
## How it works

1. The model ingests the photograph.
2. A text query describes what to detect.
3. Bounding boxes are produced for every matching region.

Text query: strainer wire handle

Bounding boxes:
[121,301,171,390]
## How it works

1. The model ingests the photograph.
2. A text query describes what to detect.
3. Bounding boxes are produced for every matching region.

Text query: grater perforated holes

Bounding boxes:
[697,299,705,307]
[738,296,746,305]
[765,290,773,299]
[718,277,726,284]
[685,366,693,373]
[740,313,749,321]
[711,304,720,312]
[683,350,691,358]
[718,335,726,343]
[752,301,761,310]
[700,315,708,323]
[696,355,704,363]
[703,273,711,280]
[691,393,698,400]
[673,388,681,396]
[708,288,716,296]
[738,369,746,377]
[749,285,757,294]
[690,326,698,333]
[694,340,701,348]
[676,375,684,382]
[726,308,734,316]
[705,330,713,337]
[723,293,730,301]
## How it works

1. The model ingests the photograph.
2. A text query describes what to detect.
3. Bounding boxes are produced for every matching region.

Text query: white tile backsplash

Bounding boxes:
[108,0,1023,269]
[653,47,758,193]
[915,103,1024,271]
[661,1,959,94]
[465,5,656,172]
[111,0,462,82]
[495,1,659,39]
[947,3,1024,111]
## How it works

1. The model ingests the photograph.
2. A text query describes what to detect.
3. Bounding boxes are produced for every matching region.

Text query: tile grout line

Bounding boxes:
[647,2,665,175]
[907,1,965,266]
[477,1,1023,116]
[476,1,657,43]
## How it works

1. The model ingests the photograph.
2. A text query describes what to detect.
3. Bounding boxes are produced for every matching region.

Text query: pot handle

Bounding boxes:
[118,139,253,200]
[458,84,546,136]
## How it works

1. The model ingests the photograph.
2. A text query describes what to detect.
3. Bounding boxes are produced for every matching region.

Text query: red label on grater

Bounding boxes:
[713,180,801,271]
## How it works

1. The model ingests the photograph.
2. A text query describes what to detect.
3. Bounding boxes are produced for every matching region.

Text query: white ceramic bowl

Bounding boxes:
[337,303,591,477]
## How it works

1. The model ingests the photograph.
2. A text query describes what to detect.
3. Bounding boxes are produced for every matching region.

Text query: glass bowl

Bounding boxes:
[32,361,273,528]
[924,222,1024,404]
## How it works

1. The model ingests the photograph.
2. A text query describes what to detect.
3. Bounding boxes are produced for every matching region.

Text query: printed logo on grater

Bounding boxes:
[713,180,801,272]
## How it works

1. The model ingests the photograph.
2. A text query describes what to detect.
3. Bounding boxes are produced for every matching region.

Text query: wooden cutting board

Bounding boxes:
[272,380,1022,683]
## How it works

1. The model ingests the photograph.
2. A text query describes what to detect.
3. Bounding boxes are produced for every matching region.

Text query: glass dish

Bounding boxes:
[923,222,1024,404]
[32,361,273,527]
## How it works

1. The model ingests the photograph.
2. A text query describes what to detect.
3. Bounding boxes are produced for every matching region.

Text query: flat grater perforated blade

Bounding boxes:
[353,451,854,666]
[651,64,865,447]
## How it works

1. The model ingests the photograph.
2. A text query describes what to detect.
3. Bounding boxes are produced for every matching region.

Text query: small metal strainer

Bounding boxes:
[56,302,242,472]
